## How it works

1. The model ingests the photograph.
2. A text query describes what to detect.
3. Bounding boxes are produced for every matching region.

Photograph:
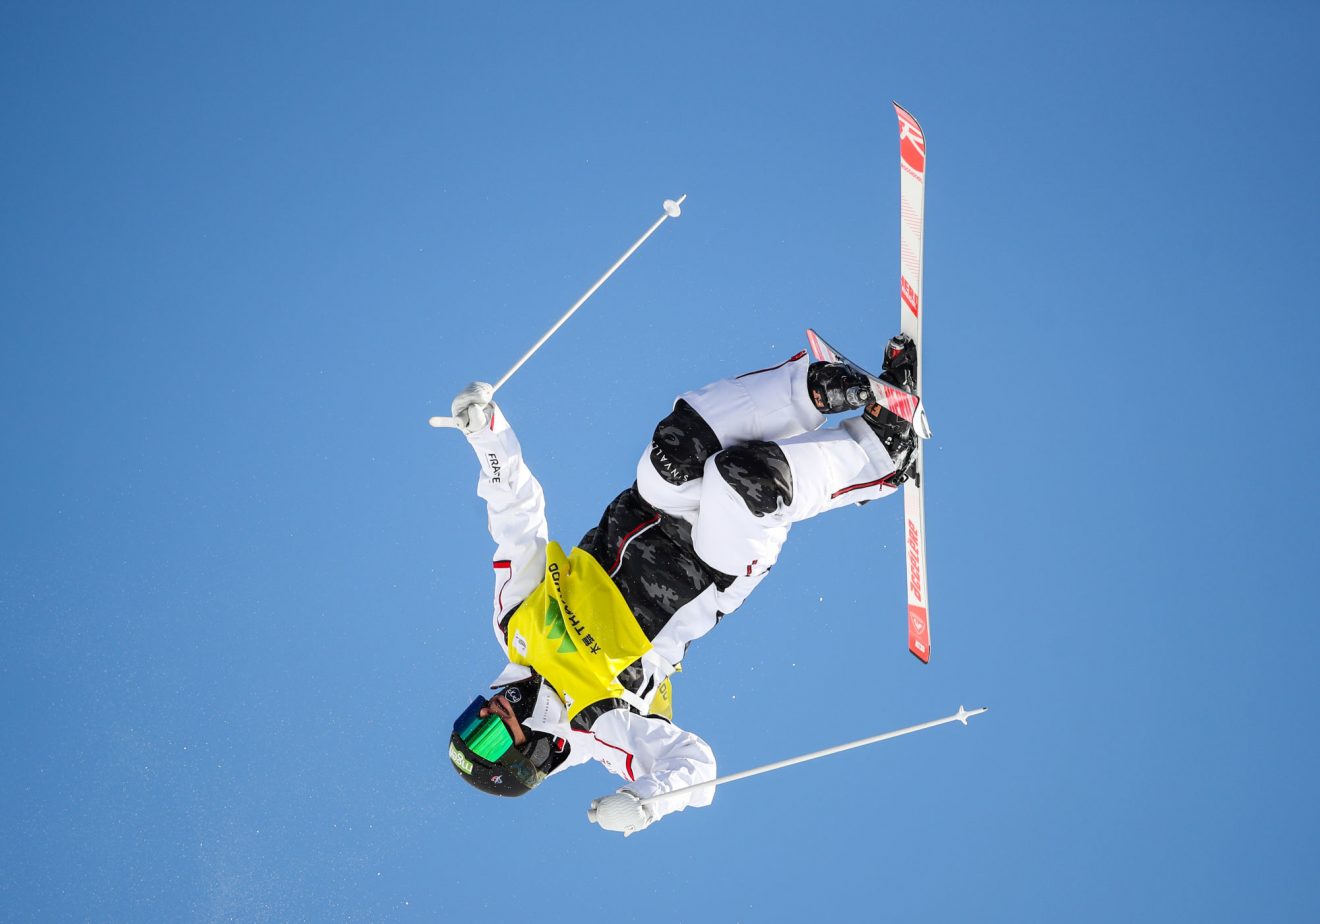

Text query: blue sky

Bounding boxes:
[3,2,1318,921]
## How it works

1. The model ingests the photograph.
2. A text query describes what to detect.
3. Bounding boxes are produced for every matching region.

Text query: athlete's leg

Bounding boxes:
[637,351,825,522]
[677,351,824,446]
[691,417,900,578]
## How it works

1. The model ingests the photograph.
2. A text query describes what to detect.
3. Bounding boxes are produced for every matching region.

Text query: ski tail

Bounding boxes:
[805,328,834,364]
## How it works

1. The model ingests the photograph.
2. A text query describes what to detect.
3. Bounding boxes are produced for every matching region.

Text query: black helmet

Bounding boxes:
[448,676,569,797]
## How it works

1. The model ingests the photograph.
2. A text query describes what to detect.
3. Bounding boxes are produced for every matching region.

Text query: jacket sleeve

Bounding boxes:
[587,710,717,820]
[463,404,548,647]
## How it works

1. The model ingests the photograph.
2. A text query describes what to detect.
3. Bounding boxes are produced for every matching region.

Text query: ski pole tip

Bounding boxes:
[663,197,683,218]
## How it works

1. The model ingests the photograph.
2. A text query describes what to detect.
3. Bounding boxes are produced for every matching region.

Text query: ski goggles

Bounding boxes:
[452,696,515,762]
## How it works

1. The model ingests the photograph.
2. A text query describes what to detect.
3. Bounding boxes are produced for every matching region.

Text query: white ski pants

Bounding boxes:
[635,351,899,578]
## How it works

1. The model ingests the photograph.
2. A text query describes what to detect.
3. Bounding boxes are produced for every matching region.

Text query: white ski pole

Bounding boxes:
[429,195,686,428]
[638,704,988,808]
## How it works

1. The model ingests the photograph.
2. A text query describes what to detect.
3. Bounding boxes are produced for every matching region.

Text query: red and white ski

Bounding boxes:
[894,101,930,663]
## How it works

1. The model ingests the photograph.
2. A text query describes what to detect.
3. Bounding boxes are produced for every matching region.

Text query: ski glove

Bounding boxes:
[587,790,656,837]
[450,381,495,434]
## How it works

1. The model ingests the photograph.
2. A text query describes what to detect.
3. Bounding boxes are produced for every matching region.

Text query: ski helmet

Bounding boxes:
[448,676,569,797]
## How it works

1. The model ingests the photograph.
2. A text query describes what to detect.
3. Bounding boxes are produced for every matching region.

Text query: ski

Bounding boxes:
[893,101,930,664]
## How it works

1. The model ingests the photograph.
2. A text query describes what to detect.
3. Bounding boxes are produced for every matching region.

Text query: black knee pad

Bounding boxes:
[649,399,722,486]
[714,441,794,517]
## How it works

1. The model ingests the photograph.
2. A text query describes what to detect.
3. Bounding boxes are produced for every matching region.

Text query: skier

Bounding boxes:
[445,334,920,836]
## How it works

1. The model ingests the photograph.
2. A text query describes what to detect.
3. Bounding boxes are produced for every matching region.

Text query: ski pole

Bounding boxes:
[429,195,686,428]
[638,704,988,808]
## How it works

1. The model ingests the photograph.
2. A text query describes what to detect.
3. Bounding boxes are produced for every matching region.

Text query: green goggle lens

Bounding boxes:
[460,713,514,762]
[454,696,514,760]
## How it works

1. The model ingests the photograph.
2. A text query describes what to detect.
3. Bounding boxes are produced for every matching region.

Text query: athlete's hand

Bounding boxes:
[450,382,494,434]
[587,790,656,837]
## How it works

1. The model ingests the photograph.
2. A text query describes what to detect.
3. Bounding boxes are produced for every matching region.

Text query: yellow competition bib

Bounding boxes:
[507,542,673,722]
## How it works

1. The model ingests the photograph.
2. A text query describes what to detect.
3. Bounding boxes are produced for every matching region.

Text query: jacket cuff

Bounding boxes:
[621,777,663,802]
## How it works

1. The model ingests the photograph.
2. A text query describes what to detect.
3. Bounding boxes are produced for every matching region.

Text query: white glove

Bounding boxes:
[450,381,495,434]
[587,790,656,837]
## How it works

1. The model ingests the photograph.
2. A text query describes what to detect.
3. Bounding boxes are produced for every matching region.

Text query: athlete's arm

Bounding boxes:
[587,709,717,823]
[463,404,549,646]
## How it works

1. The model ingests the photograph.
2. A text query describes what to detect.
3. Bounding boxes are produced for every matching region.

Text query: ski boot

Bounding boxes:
[807,361,872,413]
[864,332,920,484]
[862,400,917,484]
[880,333,917,391]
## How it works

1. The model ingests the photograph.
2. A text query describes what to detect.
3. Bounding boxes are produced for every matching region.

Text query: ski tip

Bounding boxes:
[892,101,925,133]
